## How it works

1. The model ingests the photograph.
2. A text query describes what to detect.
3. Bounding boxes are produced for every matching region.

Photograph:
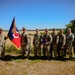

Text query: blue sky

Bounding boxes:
[0,0,75,30]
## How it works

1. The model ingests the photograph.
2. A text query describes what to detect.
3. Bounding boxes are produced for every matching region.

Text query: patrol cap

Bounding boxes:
[0,28,3,31]
[45,28,48,31]
[67,28,71,31]
[36,29,39,31]
[53,28,56,31]
[60,29,63,31]
[22,27,26,30]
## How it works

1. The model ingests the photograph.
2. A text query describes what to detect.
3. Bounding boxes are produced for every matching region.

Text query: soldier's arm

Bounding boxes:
[4,34,9,40]
[33,35,35,45]
[72,34,74,42]
[50,35,52,44]
[56,35,59,44]
[62,35,66,46]
[49,35,52,45]
[26,34,29,44]
[40,34,43,45]
[4,36,8,40]
[42,35,46,44]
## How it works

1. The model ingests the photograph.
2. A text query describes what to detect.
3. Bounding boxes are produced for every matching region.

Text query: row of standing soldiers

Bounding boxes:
[21,27,75,60]
[0,27,75,60]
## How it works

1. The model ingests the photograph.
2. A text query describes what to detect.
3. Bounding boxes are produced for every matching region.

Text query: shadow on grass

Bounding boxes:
[2,55,22,61]
[2,55,49,61]
[1,55,75,61]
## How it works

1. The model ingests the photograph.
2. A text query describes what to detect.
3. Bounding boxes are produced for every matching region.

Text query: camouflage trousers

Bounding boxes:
[21,44,30,57]
[52,44,58,58]
[43,44,50,59]
[57,44,65,58]
[73,44,75,54]
[67,45,72,59]
[0,46,5,58]
[60,46,65,58]
[34,45,41,57]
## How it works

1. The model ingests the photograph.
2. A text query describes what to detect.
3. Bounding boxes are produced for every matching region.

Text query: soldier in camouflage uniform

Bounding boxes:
[66,28,74,60]
[33,29,42,57]
[42,29,52,60]
[21,27,30,58]
[57,29,66,60]
[51,28,59,59]
[0,28,7,59]
[74,33,75,54]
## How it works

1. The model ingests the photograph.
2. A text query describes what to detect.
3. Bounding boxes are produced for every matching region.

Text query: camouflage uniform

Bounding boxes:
[58,29,66,59]
[27,36,31,57]
[51,31,59,59]
[21,27,29,58]
[73,33,75,54]
[43,29,52,60]
[66,28,74,59]
[33,31,42,57]
[0,28,6,58]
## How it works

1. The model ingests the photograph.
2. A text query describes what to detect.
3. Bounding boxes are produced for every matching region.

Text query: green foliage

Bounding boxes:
[30,47,34,54]
[40,32,44,35]
[5,45,21,54]
[65,19,75,33]
[70,19,75,28]
[5,45,34,55]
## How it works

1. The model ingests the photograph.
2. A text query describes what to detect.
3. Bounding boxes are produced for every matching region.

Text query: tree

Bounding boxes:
[70,19,75,28]
[65,19,75,33]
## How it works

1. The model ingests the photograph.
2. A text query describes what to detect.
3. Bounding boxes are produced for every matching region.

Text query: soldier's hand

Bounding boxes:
[61,46,64,49]
[54,45,57,48]
[66,43,68,46]
[26,44,28,46]
[46,42,49,44]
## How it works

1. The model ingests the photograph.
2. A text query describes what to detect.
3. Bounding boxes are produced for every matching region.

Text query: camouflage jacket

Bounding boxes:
[51,33,59,44]
[66,33,74,45]
[58,34,66,46]
[43,33,52,45]
[0,34,5,47]
[21,32,29,45]
[33,34,42,46]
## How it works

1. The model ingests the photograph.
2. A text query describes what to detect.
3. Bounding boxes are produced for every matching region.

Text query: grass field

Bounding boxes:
[0,30,75,75]
[0,55,75,75]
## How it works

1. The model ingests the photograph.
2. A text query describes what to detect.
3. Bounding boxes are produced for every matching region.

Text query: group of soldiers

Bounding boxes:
[0,27,75,61]
[21,27,75,60]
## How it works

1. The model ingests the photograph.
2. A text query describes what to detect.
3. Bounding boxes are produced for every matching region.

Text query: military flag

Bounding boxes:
[8,17,21,49]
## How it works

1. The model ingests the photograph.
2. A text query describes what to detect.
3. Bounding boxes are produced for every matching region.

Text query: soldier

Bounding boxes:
[0,28,7,59]
[51,28,59,59]
[74,33,75,54]
[33,29,42,58]
[42,29,52,60]
[21,27,30,58]
[72,33,75,54]
[57,29,66,60]
[66,28,74,60]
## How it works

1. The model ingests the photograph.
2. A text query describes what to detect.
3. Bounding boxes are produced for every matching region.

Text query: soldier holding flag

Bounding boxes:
[0,28,7,59]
